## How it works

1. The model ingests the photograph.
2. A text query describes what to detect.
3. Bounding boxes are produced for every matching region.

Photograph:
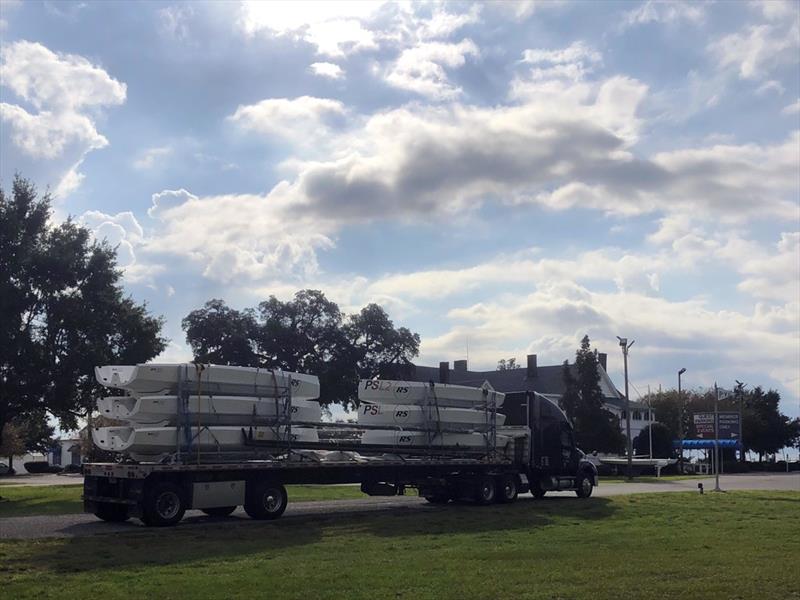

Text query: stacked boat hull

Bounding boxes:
[92,426,319,462]
[97,395,321,426]
[359,379,504,408]
[358,403,506,430]
[92,363,321,461]
[357,379,506,450]
[95,363,320,399]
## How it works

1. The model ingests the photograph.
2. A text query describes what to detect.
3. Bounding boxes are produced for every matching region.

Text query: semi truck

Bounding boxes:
[83,390,598,526]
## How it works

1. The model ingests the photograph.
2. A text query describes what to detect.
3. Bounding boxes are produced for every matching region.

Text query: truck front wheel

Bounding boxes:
[245,481,287,520]
[575,472,594,498]
[142,482,186,527]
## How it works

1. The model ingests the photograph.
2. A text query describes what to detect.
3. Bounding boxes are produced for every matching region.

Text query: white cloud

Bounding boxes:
[782,100,800,115]
[80,210,145,269]
[148,188,197,219]
[132,145,173,170]
[709,22,800,80]
[521,41,602,67]
[0,41,126,196]
[227,96,346,142]
[621,1,705,29]
[751,0,798,21]
[415,6,481,40]
[734,232,800,303]
[144,189,335,282]
[756,80,785,96]
[237,1,380,56]
[418,283,799,401]
[0,103,107,159]
[0,40,126,111]
[158,5,193,41]
[310,62,344,79]
[385,39,479,99]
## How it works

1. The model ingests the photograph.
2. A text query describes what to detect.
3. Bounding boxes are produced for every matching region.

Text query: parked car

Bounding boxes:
[0,462,16,476]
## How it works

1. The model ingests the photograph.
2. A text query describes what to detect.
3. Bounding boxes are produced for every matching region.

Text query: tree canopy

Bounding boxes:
[182,290,420,408]
[633,422,675,458]
[561,335,625,454]
[0,176,166,448]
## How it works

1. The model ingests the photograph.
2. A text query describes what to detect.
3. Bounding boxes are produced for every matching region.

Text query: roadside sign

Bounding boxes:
[694,413,715,438]
[717,412,741,440]
[693,412,741,439]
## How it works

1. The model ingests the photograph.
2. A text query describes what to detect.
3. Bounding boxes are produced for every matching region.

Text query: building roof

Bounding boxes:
[406,360,651,411]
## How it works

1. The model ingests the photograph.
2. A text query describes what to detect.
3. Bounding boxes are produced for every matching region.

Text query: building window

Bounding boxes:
[643,410,650,421]
[633,410,641,420]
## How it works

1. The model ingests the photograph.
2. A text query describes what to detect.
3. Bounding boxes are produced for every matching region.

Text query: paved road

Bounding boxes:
[1,473,796,540]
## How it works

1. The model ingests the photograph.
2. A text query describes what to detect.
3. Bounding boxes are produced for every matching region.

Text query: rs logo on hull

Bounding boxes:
[362,380,409,394]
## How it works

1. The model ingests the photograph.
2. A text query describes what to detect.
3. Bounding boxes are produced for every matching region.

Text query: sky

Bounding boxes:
[1,0,799,421]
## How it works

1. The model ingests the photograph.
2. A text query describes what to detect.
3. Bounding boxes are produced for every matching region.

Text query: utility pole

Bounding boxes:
[678,368,686,473]
[617,336,635,480]
[714,383,722,492]
[647,385,653,459]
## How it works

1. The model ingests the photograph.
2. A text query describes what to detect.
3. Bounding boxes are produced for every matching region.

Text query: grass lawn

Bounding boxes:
[0,484,365,518]
[0,491,797,599]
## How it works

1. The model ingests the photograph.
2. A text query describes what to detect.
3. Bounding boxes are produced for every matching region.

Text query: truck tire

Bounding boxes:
[575,472,594,498]
[244,481,287,520]
[497,475,518,503]
[201,506,237,517]
[474,476,496,505]
[531,480,547,498]
[142,481,186,527]
[94,502,130,522]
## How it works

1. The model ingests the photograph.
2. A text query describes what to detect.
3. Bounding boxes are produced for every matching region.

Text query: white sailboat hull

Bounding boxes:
[96,395,321,426]
[94,363,320,399]
[358,380,504,408]
[358,402,506,429]
[360,430,510,448]
[92,425,319,457]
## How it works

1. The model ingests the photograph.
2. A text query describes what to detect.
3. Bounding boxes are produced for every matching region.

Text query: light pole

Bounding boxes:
[678,368,686,474]
[735,380,746,464]
[617,336,635,480]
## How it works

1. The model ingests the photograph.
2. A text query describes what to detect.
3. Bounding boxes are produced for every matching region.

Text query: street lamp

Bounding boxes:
[735,380,747,463]
[678,368,686,474]
[617,336,635,480]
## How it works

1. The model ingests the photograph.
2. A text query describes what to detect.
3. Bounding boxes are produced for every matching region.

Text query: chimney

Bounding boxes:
[453,359,468,373]
[526,354,537,378]
[598,352,607,371]
[439,361,450,384]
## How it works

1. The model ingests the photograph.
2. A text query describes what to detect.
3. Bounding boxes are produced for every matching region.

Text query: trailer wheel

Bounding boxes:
[244,481,287,520]
[142,482,186,527]
[94,503,130,522]
[497,475,518,503]
[575,472,594,498]
[474,476,496,505]
[201,506,237,518]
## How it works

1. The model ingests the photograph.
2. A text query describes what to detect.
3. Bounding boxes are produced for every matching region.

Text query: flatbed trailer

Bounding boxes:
[83,392,599,527]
